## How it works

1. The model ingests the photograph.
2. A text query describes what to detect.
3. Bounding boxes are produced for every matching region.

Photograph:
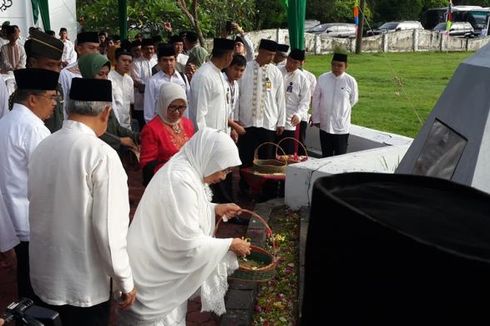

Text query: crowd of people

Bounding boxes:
[0,19,358,325]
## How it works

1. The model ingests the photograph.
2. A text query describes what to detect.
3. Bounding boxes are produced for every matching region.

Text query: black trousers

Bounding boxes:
[237,127,276,167]
[319,130,349,157]
[15,241,36,300]
[36,297,111,326]
[275,130,298,154]
[298,121,308,156]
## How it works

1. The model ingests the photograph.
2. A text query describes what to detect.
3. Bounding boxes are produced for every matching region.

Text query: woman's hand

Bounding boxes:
[230,238,251,257]
[215,203,241,218]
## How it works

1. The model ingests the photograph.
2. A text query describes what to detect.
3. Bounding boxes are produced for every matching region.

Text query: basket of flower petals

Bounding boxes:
[215,209,277,282]
[275,137,309,164]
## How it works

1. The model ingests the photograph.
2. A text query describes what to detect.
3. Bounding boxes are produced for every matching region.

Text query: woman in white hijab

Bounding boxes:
[119,127,251,326]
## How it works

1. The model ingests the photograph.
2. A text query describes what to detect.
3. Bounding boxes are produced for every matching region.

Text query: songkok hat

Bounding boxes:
[259,39,278,52]
[169,34,184,44]
[115,47,133,59]
[276,43,290,54]
[141,38,155,48]
[185,31,198,43]
[120,39,132,51]
[70,78,112,102]
[14,68,59,90]
[157,45,176,58]
[25,28,64,60]
[213,38,235,51]
[234,36,244,44]
[332,52,348,63]
[77,32,99,44]
[289,48,305,61]
[130,40,141,49]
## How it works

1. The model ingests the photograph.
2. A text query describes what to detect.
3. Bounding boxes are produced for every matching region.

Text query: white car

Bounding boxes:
[433,22,476,37]
[367,21,424,36]
[307,23,357,38]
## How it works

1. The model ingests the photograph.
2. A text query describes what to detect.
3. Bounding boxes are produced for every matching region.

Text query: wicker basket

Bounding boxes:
[215,209,277,282]
[253,142,287,174]
[275,137,309,164]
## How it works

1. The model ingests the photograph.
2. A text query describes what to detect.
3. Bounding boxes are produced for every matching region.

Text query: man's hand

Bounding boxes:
[230,238,251,257]
[120,137,138,151]
[0,249,16,271]
[118,288,137,310]
[215,203,241,218]
[163,22,172,32]
[291,114,301,126]
[276,126,285,136]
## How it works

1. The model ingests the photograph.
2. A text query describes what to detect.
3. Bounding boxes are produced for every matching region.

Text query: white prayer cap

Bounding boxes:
[183,127,241,178]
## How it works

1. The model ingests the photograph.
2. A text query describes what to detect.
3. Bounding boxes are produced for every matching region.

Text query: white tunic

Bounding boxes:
[143,70,188,123]
[237,60,286,131]
[190,61,230,133]
[302,69,317,122]
[28,120,134,307]
[61,39,77,65]
[109,70,134,129]
[0,104,50,252]
[59,62,82,119]
[0,42,26,72]
[312,71,358,134]
[223,73,239,120]
[0,75,9,118]
[279,65,311,131]
[132,56,158,112]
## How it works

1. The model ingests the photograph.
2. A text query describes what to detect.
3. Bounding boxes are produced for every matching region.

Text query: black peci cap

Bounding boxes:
[69,78,112,102]
[14,68,59,90]
[259,39,278,52]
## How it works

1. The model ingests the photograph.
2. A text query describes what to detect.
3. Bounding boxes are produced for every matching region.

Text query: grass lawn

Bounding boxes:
[303,51,474,138]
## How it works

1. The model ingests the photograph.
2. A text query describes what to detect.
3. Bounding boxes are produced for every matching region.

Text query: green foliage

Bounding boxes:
[203,0,256,34]
[307,0,372,24]
[255,0,287,29]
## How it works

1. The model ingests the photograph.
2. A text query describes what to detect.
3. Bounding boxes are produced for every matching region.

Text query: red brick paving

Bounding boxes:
[1,164,253,325]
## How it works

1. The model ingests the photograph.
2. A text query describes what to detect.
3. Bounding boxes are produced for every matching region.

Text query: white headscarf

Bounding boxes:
[123,128,241,323]
[156,82,187,123]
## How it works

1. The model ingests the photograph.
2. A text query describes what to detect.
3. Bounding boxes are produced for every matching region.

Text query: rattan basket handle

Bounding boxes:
[276,137,309,159]
[214,209,277,259]
[253,142,287,166]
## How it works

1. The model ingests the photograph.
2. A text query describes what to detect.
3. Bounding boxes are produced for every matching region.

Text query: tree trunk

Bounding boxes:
[175,0,206,47]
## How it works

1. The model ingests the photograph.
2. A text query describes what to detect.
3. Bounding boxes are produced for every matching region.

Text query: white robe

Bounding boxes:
[61,39,77,65]
[119,128,241,325]
[28,120,134,307]
[279,65,311,131]
[132,56,158,112]
[143,70,188,123]
[59,62,82,119]
[0,104,50,252]
[190,61,230,133]
[302,69,317,122]
[109,70,134,129]
[0,75,9,118]
[312,71,359,134]
[237,60,286,131]
[223,73,239,120]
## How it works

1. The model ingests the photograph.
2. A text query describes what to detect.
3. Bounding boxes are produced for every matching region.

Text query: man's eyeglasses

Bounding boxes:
[167,105,187,113]
[36,94,62,102]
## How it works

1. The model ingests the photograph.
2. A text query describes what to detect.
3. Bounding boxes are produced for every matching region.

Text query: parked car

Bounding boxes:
[367,21,424,36]
[307,23,357,38]
[305,19,321,31]
[433,21,476,37]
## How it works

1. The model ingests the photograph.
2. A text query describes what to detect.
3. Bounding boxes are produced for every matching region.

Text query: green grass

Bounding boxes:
[303,52,474,138]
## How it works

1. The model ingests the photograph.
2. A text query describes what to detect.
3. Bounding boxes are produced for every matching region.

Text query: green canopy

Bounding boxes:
[31,0,51,32]
[284,0,306,50]
[118,0,128,40]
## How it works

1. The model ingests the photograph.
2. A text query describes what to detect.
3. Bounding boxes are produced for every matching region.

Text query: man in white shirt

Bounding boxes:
[0,68,59,300]
[0,75,8,118]
[190,38,235,132]
[312,51,358,157]
[273,43,289,66]
[59,31,100,119]
[59,27,77,68]
[109,48,134,129]
[277,49,311,154]
[131,38,157,130]
[168,34,188,73]
[0,25,26,73]
[223,54,247,143]
[144,45,188,123]
[28,78,136,325]
[237,39,286,175]
[300,66,317,155]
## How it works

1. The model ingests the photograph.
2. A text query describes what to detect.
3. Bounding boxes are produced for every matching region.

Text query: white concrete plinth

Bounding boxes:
[285,144,411,209]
